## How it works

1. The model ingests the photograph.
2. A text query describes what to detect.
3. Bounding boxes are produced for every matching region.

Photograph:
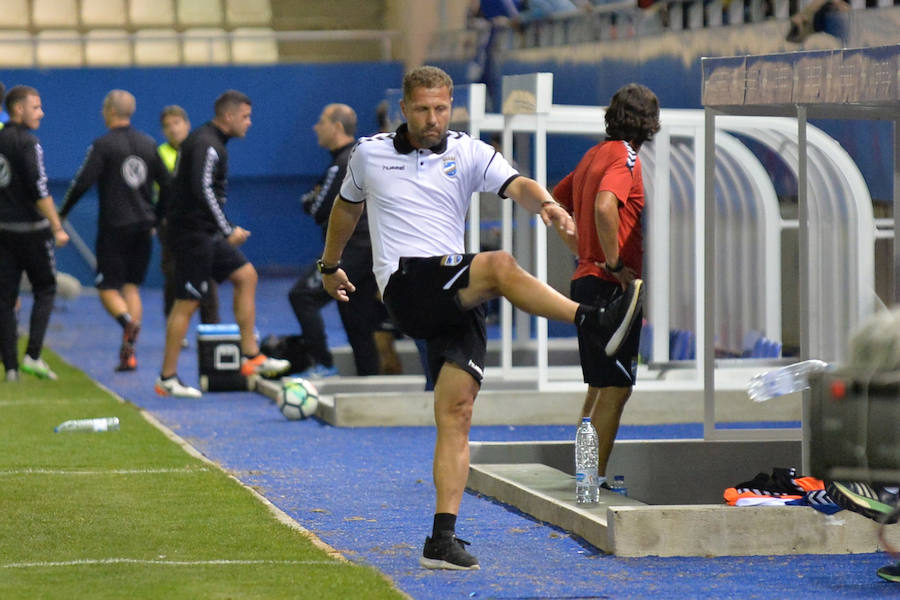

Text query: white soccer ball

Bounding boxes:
[277,378,319,421]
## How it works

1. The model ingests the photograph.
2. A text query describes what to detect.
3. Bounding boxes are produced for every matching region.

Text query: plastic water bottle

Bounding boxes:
[54,417,120,433]
[746,360,829,402]
[575,417,599,504]
[610,474,628,496]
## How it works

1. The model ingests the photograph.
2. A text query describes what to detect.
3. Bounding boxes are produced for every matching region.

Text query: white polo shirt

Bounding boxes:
[340,124,519,293]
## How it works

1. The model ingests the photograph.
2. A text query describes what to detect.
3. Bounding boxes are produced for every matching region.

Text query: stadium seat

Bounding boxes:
[32,0,79,29]
[225,0,272,27]
[230,27,278,64]
[81,0,127,27]
[0,31,35,67]
[177,0,224,27]
[129,0,176,27]
[134,29,181,65]
[0,0,30,29]
[84,30,132,66]
[36,30,83,67]
[182,28,230,64]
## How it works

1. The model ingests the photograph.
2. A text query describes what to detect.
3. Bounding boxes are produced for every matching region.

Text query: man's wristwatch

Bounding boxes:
[316,259,341,275]
[604,258,624,274]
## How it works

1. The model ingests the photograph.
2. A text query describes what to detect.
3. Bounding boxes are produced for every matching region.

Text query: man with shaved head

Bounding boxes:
[289,102,384,377]
[61,89,170,372]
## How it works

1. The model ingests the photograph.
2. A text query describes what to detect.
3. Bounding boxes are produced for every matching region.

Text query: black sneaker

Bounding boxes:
[877,562,900,583]
[419,535,480,570]
[826,481,899,524]
[576,279,644,357]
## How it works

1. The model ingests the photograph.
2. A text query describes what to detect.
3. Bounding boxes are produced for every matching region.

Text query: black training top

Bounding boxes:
[0,122,51,227]
[301,141,369,246]
[61,125,169,229]
[167,121,234,237]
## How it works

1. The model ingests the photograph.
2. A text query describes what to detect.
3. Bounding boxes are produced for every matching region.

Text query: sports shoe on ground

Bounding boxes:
[240,353,291,378]
[154,375,202,398]
[116,343,137,371]
[575,279,645,357]
[5,369,18,383]
[116,322,140,371]
[22,355,58,380]
[419,535,480,570]
[297,363,339,380]
[877,562,900,583]
[826,481,899,524]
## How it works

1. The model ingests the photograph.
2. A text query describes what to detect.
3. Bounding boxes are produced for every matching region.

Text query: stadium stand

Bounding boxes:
[32,0,79,29]
[81,0,128,28]
[225,0,273,27]
[0,31,35,67]
[35,29,83,67]
[230,27,279,63]
[176,0,225,28]
[182,27,231,64]
[0,0,31,28]
[84,29,132,65]
[129,0,177,28]
[133,28,182,65]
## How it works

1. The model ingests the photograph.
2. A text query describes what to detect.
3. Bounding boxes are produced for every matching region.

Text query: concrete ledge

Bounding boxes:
[469,462,900,557]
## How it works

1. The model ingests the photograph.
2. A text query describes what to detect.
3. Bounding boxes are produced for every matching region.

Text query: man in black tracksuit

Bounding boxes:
[289,103,380,377]
[0,85,69,382]
[61,89,170,372]
[155,90,289,398]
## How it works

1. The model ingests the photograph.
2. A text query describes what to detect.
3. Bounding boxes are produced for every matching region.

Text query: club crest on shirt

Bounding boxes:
[121,155,148,189]
[442,156,457,177]
[441,254,463,267]
[0,155,10,187]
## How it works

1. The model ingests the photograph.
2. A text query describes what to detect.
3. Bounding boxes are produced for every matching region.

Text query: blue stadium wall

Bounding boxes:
[3,62,404,286]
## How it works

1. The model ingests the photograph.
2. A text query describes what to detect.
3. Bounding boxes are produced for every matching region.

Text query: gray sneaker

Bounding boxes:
[5,369,18,383]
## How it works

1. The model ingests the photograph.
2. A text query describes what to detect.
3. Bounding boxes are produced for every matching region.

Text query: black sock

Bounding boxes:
[116,313,132,329]
[432,513,456,538]
[243,352,260,360]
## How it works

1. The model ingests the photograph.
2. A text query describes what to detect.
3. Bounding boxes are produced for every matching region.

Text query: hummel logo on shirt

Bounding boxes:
[382,165,405,171]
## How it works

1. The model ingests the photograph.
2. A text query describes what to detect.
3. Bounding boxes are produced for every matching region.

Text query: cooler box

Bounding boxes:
[807,368,900,483]
[197,324,251,392]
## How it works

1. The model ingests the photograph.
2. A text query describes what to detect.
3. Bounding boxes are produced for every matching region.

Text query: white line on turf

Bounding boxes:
[0,558,348,569]
[0,467,208,476]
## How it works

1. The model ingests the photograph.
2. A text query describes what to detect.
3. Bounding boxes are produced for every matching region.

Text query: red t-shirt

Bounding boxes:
[553,140,644,283]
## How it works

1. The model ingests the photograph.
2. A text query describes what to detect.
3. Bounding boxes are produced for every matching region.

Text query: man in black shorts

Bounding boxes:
[0,85,69,381]
[155,90,289,398]
[553,83,660,489]
[320,66,643,570]
[61,90,171,371]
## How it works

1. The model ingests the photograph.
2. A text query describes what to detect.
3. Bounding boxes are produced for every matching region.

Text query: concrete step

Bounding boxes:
[469,462,900,557]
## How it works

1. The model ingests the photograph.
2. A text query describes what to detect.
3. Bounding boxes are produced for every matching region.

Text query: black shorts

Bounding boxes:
[571,275,642,388]
[383,254,486,384]
[95,224,153,289]
[171,230,247,301]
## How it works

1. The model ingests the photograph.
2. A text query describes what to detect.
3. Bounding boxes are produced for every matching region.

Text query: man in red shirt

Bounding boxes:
[554,83,660,488]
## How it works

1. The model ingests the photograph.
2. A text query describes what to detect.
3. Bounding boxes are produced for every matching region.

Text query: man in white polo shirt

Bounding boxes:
[320,66,643,570]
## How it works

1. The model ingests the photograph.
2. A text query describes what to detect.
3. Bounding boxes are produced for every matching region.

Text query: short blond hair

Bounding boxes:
[402,66,453,103]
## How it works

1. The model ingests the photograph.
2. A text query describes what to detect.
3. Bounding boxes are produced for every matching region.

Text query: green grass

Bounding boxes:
[0,350,406,600]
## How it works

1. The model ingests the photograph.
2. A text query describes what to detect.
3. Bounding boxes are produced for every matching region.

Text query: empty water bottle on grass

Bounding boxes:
[54,417,120,433]
[746,360,829,402]
[575,417,599,504]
